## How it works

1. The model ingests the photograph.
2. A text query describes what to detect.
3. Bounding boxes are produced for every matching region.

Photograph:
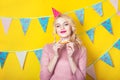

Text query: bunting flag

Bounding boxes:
[86,28,95,43]
[75,8,84,25]
[92,2,103,16]
[34,49,43,62]
[101,18,113,34]
[1,18,12,34]
[20,18,31,35]
[16,51,27,69]
[38,17,50,32]
[117,11,120,16]
[113,39,120,50]
[0,52,8,68]
[100,52,113,67]
[110,0,118,12]
[87,64,96,80]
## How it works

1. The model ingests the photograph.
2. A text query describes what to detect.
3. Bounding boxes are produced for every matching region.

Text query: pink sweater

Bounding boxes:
[40,43,87,80]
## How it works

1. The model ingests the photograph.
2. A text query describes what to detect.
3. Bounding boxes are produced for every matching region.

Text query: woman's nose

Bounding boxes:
[60,26,65,29]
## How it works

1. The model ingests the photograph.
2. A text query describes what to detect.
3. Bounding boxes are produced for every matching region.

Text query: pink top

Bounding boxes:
[40,43,87,80]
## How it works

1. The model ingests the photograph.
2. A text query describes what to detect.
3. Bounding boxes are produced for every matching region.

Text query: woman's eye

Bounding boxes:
[56,25,60,27]
[64,23,69,26]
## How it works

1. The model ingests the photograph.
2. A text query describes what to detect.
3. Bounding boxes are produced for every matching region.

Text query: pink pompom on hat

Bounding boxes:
[52,8,62,19]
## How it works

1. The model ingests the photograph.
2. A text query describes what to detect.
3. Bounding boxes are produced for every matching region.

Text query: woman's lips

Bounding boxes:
[60,30,66,33]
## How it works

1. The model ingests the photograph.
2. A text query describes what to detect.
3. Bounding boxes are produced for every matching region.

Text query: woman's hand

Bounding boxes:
[67,42,77,74]
[48,41,64,73]
[53,41,64,57]
[66,42,75,57]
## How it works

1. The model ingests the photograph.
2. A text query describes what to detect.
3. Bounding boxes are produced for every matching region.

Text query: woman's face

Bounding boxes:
[54,17,72,39]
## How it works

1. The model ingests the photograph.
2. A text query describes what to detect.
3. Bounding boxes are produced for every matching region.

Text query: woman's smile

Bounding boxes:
[60,30,66,33]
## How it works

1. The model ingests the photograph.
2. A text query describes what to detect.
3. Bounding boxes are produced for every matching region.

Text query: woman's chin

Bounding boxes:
[60,35,70,38]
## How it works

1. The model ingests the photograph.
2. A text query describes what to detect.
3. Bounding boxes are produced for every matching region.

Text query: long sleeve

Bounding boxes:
[40,45,53,80]
[73,46,87,80]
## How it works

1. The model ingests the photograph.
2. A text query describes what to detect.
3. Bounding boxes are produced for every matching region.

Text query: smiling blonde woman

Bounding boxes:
[40,8,87,80]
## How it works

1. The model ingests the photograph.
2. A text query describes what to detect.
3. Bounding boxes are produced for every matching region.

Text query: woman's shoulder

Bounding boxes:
[75,45,86,55]
[42,43,54,56]
[75,43,86,51]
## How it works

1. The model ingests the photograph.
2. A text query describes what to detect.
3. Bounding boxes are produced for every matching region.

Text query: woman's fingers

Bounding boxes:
[66,42,75,55]
[67,45,74,53]
[67,42,74,49]
[53,42,64,52]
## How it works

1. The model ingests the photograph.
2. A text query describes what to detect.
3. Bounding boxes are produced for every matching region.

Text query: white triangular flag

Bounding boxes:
[117,11,120,16]
[87,64,96,80]
[16,51,27,69]
[110,0,118,12]
[1,18,12,34]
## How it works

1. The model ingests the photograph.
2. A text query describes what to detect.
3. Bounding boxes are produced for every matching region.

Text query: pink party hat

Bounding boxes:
[52,8,61,18]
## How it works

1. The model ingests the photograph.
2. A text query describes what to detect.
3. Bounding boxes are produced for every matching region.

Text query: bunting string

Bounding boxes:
[86,38,120,79]
[0,0,106,19]
[88,38,120,67]
[77,13,117,36]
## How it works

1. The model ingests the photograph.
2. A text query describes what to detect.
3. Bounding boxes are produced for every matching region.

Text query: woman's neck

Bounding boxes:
[60,37,70,43]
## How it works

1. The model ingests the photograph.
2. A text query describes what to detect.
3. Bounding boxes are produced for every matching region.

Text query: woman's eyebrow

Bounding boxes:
[55,23,60,26]
[63,21,68,24]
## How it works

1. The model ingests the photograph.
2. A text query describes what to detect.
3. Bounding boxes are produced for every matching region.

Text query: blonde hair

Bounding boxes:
[53,14,82,48]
